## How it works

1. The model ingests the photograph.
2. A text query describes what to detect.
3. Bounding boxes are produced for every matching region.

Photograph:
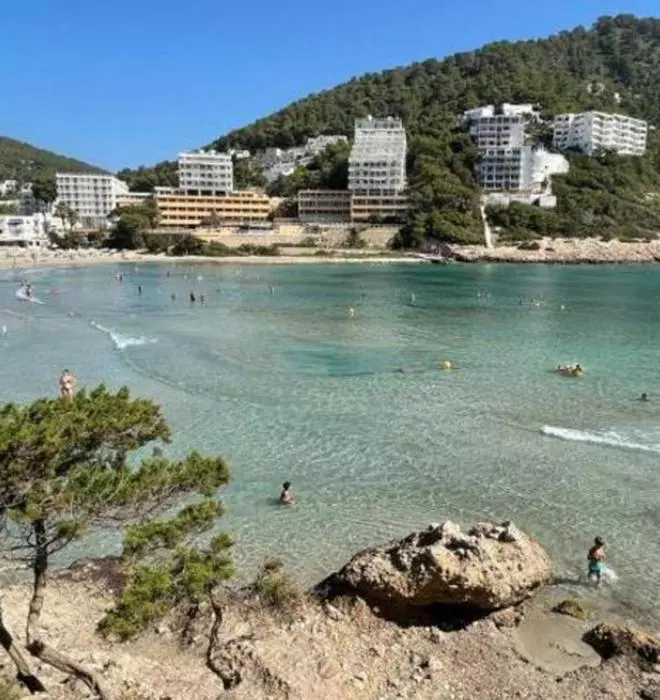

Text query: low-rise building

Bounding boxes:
[155,190,273,229]
[350,193,408,222]
[116,191,151,208]
[298,190,352,222]
[56,173,129,228]
[0,214,54,246]
[178,150,233,194]
[552,111,648,156]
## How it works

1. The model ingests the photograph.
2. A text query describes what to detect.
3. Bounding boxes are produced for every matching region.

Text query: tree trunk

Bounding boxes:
[25,520,112,700]
[0,606,45,693]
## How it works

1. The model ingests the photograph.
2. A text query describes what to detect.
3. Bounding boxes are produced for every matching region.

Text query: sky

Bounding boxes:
[1,0,657,172]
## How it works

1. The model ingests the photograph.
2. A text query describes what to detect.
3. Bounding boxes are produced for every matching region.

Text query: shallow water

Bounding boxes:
[1,262,659,624]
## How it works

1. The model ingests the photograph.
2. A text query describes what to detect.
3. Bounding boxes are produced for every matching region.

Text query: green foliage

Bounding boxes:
[252,558,301,610]
[344,228,366,249]
[0,385,233,642]
[233,157,267,190]
[0,203,19,215]
[117,161,178,193]
[48,231,89,250]
[0,136,102,182]
[30,173,57,211]
[107,205,151,250]
[170,234,205,256]
[54,201,78,231]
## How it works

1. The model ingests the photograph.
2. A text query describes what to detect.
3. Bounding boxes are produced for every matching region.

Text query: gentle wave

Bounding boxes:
[90,321,155,350]
[15,288,44,305]
[541,425,660,454]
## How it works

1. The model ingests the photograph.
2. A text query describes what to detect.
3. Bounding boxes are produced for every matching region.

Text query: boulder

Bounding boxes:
[584,623,660,668]
[319,520,552,612]
[553,599,591,621]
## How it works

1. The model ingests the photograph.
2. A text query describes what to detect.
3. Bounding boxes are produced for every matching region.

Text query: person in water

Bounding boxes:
[138,285,143,296]
[279,481,294,506]
[587,536,606,587]
[640,392,649,402]
[59,369,76,402]
[190,291,196,303]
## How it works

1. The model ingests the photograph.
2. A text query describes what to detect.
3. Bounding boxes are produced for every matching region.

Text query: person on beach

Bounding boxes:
[587,536,606,587]
[59,369,76,402]
[279,481,294,506]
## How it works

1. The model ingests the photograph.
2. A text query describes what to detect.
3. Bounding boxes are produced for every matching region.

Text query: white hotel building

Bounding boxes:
[552,111,648,156]
[349,116,407,193]
[464,105,569,207]
[178,150,233,195]
[56,173,129,228]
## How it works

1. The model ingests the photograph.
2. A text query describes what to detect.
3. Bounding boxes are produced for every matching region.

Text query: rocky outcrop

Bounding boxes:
[584,623,660,668]
[319,520,552,613]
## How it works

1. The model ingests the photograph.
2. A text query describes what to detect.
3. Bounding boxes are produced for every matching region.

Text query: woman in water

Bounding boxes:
[279,481,294,506]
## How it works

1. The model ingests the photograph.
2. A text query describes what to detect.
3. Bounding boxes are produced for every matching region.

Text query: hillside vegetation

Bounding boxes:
[0,136,103,182]
[123,15,660,244]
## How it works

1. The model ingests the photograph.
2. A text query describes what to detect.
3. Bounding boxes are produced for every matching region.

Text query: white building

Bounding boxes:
[0,180,18,197]
[305,134,348,155]
[178,150,233,194]
[0,214,56,247]
[56,174,129,228]
[348,116,407,193]
[552,111,648,156]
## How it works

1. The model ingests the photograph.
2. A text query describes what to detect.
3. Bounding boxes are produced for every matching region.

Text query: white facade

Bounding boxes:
[0,214,56,246]
[348,116,407,193]
[468,114,526,150]
[0,180,18,197]
[553,112,648,156]
[178,150,233,194]
[305,134,348,155]
[56,174,129,227]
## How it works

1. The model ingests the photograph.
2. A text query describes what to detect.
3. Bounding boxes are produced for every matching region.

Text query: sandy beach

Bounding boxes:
[2,237,660,273]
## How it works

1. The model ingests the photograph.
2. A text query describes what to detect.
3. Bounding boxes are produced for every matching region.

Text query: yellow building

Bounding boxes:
[298,189,407,223]
[155,190,274,228]
[116,191,151,208]
[351,193,408,222]
[298,190,351,222]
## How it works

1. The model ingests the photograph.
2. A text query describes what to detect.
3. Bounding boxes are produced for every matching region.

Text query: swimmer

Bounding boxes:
[269,285,274,295]
[200,294,205,304]
[138,285,143,296]
[190,292,196,303]
[410,293,416,303]
[639,392,649,402]
[560,304,566,310]
[348,307,356,318]
[171,293,176,301]
[59,369,76,402]
[587,536,606,587]
[279,481,294,506]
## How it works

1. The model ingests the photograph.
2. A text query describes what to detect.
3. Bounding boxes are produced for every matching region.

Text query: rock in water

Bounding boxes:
[318,520,552,612]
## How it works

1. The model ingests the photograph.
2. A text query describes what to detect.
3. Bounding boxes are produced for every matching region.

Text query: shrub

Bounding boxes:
[252,558,301,610]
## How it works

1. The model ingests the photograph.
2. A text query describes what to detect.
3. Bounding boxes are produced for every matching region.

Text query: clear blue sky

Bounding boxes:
[2,0,656,172]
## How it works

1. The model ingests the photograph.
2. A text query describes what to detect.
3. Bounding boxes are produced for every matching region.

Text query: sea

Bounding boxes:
[1,262,659,626]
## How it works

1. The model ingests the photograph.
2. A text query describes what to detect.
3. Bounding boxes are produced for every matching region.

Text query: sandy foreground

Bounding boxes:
[2,237,660,273]
[0,567,655,700]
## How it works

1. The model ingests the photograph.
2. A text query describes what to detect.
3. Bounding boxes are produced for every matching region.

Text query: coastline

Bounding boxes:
[2,237,660,272]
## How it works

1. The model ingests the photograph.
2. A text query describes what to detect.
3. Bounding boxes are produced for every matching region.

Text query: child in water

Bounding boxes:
[279,481,294,506]
[587,536,606,587]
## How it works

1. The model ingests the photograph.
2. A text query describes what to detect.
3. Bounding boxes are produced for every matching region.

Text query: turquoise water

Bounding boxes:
[1,262,659,623]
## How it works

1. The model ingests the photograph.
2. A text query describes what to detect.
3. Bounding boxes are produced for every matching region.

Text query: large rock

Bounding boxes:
[320,520,552,611]
[583,623,660,667]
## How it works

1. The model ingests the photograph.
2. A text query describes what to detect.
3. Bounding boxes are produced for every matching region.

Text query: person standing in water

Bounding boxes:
[279,481,294,506]
[190,291,196,303]
[59,369,76,402]
[587,536,606,587]
[138,285,143,296]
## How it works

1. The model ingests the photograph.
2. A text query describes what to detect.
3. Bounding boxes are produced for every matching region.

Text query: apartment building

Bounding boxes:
[298,190,351,223]
[155,190,273,229]
[552,111,648,156]
[349,116,407,193]
[465,104,568,206]
[56,173,129,227]
[178,150,233,194]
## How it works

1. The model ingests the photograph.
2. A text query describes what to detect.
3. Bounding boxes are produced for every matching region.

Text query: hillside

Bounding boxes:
[122,15,660,244]
[0,136,103,182]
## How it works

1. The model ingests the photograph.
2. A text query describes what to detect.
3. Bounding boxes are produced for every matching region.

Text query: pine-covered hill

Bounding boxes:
[0,136,104,182]
[124,15,660,244]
